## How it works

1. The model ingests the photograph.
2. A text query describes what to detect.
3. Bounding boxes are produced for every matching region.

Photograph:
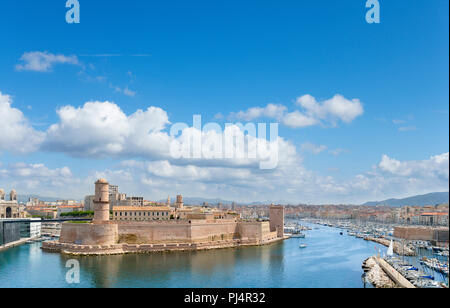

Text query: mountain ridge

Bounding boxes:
[363,192,449,207]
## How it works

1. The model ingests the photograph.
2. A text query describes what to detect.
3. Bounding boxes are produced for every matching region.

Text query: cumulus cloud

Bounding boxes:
[231,104,287,121]
[379,152,449,180]
[1,90,446,204]
[228,94,364,128]
[43,101,171,159]
[42,101,289,170]
[282,110,318,128]
[15,51,80,72]
[0,162,78,196]
[0,91,45,153]
[290,94,364,126]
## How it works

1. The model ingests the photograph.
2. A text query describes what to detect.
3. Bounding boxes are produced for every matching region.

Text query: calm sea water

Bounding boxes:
[0,222,396,288]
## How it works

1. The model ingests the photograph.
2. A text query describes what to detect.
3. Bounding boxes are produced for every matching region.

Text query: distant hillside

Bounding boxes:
[363,192,449,207]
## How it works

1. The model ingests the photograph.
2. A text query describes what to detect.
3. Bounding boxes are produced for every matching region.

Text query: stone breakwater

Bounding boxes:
[41,237,286,256]
[362,257,396,288]
[364,237,416,256]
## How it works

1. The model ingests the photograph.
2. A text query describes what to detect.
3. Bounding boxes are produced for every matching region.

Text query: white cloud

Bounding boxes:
[15,51,80,72]
[0,91,45,153]
[0,162,78,196]
[231,104,287,121]
[228,94,363,128]
[1,90,446,204]
[282,111,318,128]
[293,94,364,125]
[44,101,171,159]
[379,152,449,180]
[112,84,137,97]
[42,101,289,170]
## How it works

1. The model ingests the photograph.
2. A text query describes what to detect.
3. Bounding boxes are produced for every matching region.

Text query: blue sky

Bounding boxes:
[0,0,448,204]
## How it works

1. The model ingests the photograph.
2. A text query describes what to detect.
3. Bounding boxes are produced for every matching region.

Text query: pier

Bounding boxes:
[376,257,416,288]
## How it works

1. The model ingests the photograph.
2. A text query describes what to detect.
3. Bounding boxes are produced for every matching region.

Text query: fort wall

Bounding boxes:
[394,226,449,246]
[117,221,191,244]
[59,222,118,245]
[51,179,285,256]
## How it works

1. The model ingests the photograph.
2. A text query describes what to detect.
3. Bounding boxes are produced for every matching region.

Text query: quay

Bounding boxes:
[0,237,33,252]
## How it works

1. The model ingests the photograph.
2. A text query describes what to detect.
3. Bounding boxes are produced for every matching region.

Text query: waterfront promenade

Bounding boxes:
[0,237,32,252]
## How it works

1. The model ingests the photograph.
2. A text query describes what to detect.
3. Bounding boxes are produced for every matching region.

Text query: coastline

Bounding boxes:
[41,236,287,256]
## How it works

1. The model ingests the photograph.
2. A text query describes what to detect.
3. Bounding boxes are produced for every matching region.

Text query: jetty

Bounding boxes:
[363,256,416,288]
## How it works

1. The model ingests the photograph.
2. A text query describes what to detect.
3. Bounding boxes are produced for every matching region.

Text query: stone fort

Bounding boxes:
[43,179,285,255]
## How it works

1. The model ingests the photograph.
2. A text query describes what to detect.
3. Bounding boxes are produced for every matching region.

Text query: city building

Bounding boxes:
[57,205,84,217]
[0,189,27,219]
[113,206,172,221]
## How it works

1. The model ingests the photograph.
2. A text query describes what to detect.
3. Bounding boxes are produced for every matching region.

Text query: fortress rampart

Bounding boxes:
[59,222,119,246]
[394,226,449,245]
[42,179,285,256]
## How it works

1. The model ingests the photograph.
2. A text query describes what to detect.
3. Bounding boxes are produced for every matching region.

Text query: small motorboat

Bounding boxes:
[291,233,306,238]
[299,244,307,248]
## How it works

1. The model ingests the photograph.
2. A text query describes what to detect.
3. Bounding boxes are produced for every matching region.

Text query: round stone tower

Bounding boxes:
[93,178,110,223]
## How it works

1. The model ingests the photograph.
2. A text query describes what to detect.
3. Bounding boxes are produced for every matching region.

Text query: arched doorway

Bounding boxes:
[6,207,12,218]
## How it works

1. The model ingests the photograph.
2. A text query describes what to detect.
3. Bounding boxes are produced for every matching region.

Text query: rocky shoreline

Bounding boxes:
[362,257,397,288]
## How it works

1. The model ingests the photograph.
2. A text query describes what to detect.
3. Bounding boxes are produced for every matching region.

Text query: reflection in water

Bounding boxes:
[1,222,404,288]
[71,242,285,288]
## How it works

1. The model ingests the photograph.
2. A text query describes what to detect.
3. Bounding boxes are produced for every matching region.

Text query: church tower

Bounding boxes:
[10,189,17,201]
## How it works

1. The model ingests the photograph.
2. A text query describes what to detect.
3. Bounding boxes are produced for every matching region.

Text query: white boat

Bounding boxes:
[299,244,307,248]
[387,239,394,257]
[291,232,306,238]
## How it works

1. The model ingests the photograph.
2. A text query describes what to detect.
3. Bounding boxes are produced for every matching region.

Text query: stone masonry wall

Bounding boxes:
[59,222,118,245]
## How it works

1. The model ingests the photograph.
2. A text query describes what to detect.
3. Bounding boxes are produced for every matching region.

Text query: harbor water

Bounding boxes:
[0,222,437,288]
